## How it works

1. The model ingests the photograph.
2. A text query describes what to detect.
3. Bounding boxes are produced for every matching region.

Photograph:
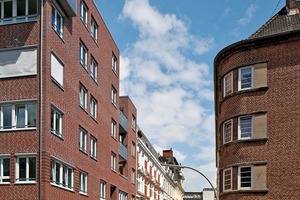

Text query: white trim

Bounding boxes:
[223,119,233,144]
[223,168,232,192]
[238,66,254,91]
[238,165,253,190]
[238,115,253,140]
[223,71,233,97]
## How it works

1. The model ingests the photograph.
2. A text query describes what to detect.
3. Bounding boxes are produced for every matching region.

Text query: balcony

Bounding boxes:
[119,142,128,161]
[119,110,128,133]
[60,0,77,16]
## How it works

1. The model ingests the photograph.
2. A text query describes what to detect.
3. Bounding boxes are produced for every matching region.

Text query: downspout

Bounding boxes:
[39,0,44,200]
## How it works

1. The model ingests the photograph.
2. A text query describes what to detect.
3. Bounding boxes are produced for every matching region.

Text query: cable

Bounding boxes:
[271,0,282,17]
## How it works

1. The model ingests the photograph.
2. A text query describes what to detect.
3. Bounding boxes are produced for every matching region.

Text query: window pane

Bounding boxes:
[27,103,36,127]
[29,157,36,180]
[28,0,37,15]
[3,105,12,129]
[68,168,72,188]
[19,158,27,180]
[241,68,252,89]
[56,163,60,183]
[62,166,67,186]
[50,160,54,182]
[4,1,13,18]
[55,112,60,134]
[17,0,26,16]
[3,158,10,177]
[16,105,26,128]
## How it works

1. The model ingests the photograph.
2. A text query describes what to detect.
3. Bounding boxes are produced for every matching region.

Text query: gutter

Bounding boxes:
[39,0,44,200]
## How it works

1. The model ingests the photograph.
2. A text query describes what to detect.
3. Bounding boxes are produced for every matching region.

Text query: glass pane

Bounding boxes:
[50,160,54,182]
[17,0,26,16]
[51,6,55,27]
[63,166,66,186]
[56,163,60,184]
[19,158,27,180]
[68,168,72,188]
[28,0,37,15]
[51,109,54,130]
[55,112,60,134]
[4,1,13,18]
[29,157,36,180]
[27,103,37,127]
[3,158,10,176]
[3,105,12,129]
[16,105,25,128]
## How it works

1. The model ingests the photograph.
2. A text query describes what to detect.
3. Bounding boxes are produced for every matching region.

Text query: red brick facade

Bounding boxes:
[214,16,300,200]
[0,0,136,199]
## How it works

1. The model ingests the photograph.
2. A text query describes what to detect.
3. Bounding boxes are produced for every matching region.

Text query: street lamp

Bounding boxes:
[161,164,219,200]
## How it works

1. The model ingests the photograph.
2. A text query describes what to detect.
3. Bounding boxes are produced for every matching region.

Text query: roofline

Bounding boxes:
[213,29,300,166]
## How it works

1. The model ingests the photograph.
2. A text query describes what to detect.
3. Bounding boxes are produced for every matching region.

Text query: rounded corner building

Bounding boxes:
[214,0,300,199]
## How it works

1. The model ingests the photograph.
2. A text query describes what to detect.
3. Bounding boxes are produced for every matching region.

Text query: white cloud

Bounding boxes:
[238,4,257,26]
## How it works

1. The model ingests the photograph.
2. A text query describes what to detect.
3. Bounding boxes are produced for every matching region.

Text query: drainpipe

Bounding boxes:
[39,0,44,200]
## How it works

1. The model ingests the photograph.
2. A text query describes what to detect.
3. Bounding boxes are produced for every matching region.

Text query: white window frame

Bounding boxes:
[79,84,87,110]
[91,17,98,41]
[15,154,36,183]
[223,71,233,97]
[50,158,74,190]
[223,168,232,192]
[0,0,38,25]
[238,116,253,140]
[223,119,233,144]
[119,190,128,200]
[132,142,136,157]
[80,172,88,195]
[90,136,97,159]
[111,86,117,106]
[0,155,10,184]
[111,153,116,171]
[238,165,253,190]
[51,4,63,38]
[112,53,117,73]
[80,0,88,26]
[132,115,136,130]
[90,96,97,119]
[51,106,63,137]
[80,42,88,68]
[100,180,106,200]
[90,57,98,82]
[131,168,135,184]
[111,119,117,138]
[238,66,253,90]
[0,102,37,130]
[79,127,87,153]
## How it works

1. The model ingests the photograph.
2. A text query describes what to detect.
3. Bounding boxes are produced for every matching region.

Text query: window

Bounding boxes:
[131,168,135,184]
[111,86,117,106]
[91,58,98,82]
[51,5,63,38]
[79,127,87,153]
[112,53,117,73]
[80,42,88,68]
[223,72,233,97]
[90,136,97,159]
[91,17,98,41]
[238,116,253,139]
[100,181,106,200]
[80,1,88,26]
[111,153,116,171]
[90,97,97,119]
[0,102,36,130]
[132,115,136,130]
[223,119,232,144]
[51,107,63,137]
[50,159,74,190]
[223,168,232,191]
[0,0,37,25]
[79,84,87,110]
[239,66,253,90]
[111,119,117,138]
[119,191,128,200]
[80,172,88,195]
[51,53,64,86]
[239,166,252,189]
[131,142,136,157]
[0,156,10,184]
[15,154,36,183]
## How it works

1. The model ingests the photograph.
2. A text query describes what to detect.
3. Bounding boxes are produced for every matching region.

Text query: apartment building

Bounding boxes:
[214,0,300,199]
[0,0,136,199]
[136,127,184,200]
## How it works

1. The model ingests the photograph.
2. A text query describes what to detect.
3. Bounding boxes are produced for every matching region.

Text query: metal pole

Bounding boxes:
[161,164,218,200]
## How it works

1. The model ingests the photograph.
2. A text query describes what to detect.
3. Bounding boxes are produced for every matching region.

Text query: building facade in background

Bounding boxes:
[0,0,137,199]
[214,0,300,199]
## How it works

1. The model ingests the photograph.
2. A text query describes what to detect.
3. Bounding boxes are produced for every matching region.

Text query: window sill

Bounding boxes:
[91,35,99,47]
[79,149,88,155]
[51,182,74,192]
[119,174,128,180]
[79,191,88,196]
[51,27,65,43]
[80,62,88,72]
[90,155,97,161]
[0,15,38,26]
[51,78,64,91]
[0,127,36,132]
[221,189,269,196]
[15,181,36,185]
[90,115,98,123]
[79,105,88,114]
[222,86,268,102]
[51,131,64,140]
[0,182,10,185]
[221,138,268,148]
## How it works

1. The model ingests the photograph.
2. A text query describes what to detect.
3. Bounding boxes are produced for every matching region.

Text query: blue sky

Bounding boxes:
[96,0,285,192]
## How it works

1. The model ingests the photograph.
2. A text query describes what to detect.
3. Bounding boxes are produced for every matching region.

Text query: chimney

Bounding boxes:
[286,0,300,15]
[162,148,173,158]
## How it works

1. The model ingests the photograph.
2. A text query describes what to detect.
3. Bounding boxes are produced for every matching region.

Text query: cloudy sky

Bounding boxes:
[97,0,285,191]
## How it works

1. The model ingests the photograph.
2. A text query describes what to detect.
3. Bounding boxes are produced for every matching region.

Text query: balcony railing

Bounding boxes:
[119,142,128,161]
[119,110,128,133]
[60,0,77,16]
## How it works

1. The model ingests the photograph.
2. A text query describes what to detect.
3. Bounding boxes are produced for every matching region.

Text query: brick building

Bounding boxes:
[214,0,300,199]
[0,0,137,199]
